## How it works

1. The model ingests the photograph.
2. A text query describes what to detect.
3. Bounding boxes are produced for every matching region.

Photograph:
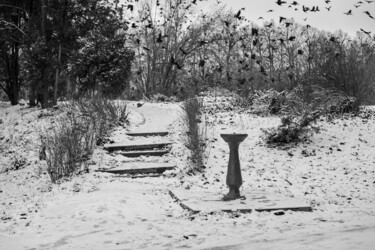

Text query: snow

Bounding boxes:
[0,97,375,249]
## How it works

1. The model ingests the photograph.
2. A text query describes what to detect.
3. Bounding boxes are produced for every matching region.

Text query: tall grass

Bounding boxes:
[41,97,128,183]
[181,97,208,174]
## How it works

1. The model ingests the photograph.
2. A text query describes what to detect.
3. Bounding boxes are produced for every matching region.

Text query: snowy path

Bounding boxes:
[1,100,375,249]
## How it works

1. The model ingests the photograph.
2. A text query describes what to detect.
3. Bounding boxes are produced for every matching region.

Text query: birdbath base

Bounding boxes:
[222,187,245,201]
[220,133,248,202]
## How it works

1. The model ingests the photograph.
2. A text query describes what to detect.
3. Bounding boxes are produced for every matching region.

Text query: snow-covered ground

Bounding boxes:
[0,97,374,249]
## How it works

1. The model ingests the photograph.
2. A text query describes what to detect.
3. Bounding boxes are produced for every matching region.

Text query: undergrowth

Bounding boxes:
[263,86,359,144]
[41,98,128,183]
[181,97,208,174]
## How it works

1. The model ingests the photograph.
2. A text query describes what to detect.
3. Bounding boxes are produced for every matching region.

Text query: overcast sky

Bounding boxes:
[198,0,375,36]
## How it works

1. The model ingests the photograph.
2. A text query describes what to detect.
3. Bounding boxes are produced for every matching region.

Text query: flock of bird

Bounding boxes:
[271,0,374,35]
[120,0,374,79]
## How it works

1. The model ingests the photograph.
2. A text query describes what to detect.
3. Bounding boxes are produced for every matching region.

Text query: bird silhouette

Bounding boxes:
[199,59,205,67]
[267,9,274,12]
[127,4,134,11]
[344,10,352,15]
[326,6,332,11]
[325,0,331,3]
[360,28,371,35]
[234,10,242,20]
[276,0,287,6]
[364,11,374,18]
[156,32,162,43]
[302,5,310,12]
[279,16,286,23]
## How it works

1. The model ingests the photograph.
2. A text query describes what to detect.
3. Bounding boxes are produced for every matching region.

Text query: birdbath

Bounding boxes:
[220,133,248,201]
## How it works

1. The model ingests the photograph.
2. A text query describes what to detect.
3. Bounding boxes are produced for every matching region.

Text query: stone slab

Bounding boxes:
[104,142,172,152]
[126,131,169,137]
[119,149,170,157]
[98,162,175,174]
[169,189,312,214]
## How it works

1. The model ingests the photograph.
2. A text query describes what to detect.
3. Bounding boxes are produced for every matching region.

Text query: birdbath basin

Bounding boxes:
[220,133,248,201]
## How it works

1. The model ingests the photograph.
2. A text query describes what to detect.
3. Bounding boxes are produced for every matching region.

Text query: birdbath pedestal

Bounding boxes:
[220,133,248,201]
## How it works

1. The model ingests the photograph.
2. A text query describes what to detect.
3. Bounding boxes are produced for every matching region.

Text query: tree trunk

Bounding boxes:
[41,0,49,108]
[53,42,62,105]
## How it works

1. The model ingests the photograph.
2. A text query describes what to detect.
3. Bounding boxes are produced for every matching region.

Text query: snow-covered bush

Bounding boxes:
[263,86,359,144]
[181,97,208,174]
[41,98,128,183]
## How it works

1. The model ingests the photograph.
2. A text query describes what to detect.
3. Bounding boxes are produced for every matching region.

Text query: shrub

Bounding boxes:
[263,111,321,144]
[181,97,208,174]
[263,85,359,144]
[41,97,128,183]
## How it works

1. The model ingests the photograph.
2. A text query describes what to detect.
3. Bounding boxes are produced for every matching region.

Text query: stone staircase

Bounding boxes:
[98,131,176,177]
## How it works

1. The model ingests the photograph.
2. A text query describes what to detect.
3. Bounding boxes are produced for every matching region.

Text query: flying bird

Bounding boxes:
[267,9,274,12]
[276,0,287,6]
[364,11,374,18]
[326,6,332,11]
[325,0,331,3]
[127,4,134,11]
[234,10,242,20]
[344,10,352,15]
[199,59,205,67]
[156,32,162,43]
[360,28,371,35]
[302,5,310,12]
[279,16,287,23]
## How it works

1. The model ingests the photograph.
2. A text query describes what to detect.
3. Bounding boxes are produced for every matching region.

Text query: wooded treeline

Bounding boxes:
[1,0,375,106]
[0,0,133,107]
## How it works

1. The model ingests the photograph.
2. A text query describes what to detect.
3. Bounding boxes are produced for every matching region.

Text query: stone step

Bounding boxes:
[98,162,175,175]
[119,149,170,157]
[104,142,172,152]
[126,131,169,137]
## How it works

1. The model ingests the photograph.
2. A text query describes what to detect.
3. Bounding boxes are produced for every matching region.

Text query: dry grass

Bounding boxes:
[41,97,128,183]
[181,97,208,174]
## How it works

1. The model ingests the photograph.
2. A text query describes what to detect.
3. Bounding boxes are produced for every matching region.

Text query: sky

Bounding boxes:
[197,0,375,37]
